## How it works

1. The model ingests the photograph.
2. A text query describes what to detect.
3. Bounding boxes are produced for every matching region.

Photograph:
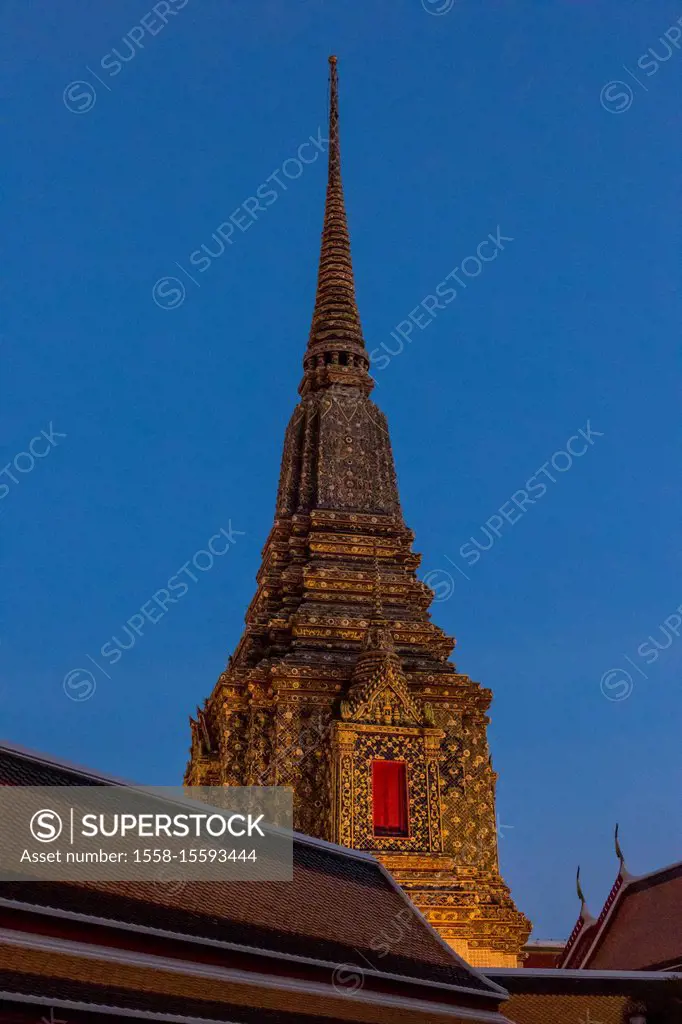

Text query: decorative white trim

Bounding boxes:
[577,874,631,968]
[486,967,682,981]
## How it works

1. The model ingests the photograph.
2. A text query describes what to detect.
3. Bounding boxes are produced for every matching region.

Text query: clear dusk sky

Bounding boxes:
[3,0,681,939]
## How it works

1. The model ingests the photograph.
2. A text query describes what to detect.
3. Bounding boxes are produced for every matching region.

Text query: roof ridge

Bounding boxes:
[560,856,682,970]
[628,856,682,888]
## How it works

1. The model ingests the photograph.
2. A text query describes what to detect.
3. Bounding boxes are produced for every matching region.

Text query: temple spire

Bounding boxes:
[300,56,373,396]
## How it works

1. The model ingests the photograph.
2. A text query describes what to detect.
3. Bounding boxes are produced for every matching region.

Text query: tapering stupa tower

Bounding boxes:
[186,56,530,967]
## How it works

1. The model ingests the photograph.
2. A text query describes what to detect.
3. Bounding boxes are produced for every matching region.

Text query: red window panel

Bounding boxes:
[372,760,409,837]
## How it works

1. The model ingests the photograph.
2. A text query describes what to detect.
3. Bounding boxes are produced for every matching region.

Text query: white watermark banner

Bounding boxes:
[0,786,292,882]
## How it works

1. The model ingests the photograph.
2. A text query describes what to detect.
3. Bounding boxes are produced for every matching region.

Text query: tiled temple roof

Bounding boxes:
[0,740,507,1008]
[485,968,682,1024]
[586,862,682,971]
[559,848,682,972]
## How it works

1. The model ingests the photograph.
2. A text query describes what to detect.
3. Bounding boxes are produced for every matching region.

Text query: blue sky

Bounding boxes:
[3,0,681,939]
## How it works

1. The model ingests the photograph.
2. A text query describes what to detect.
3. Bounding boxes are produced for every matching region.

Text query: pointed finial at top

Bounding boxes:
[575,866,595,921]
[299,57,373,395]
[576,865,586,906]
[615,823,627,871]
[614,822,636,881]
[328,56,340,183]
